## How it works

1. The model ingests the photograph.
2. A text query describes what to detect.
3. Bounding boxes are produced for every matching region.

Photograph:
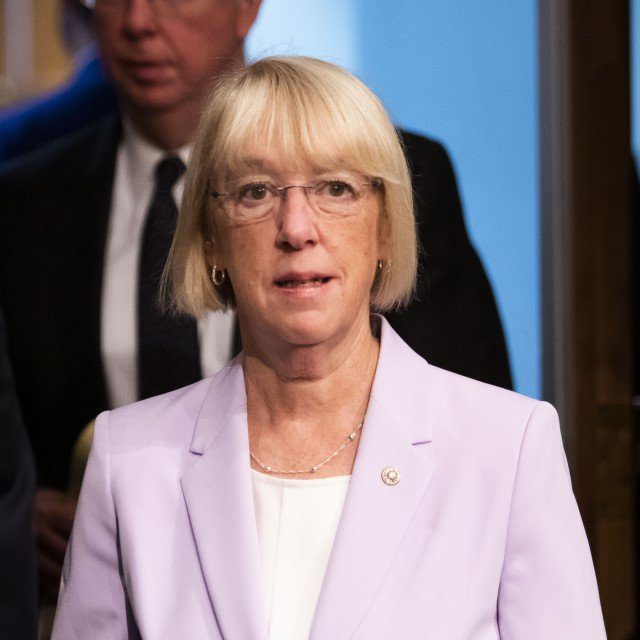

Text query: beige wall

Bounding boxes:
[0,2,6,76]
[1,0,72,106]
[33,0,72,90]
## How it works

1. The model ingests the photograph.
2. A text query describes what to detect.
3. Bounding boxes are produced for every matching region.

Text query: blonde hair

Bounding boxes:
[164,55,417,316]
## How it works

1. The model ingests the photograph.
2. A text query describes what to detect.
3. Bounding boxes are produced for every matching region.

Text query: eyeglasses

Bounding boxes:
[81,0,209,18]
[210,177,382,221]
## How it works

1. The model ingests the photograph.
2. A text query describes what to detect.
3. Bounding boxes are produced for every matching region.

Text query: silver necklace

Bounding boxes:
[250,420,364,475]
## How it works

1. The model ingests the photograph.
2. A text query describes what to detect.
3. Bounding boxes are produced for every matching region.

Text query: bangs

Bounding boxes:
[207,58,401,184]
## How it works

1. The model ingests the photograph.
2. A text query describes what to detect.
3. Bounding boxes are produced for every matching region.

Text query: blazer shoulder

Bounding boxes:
[104,377,214,453]
[426,362,548,443]
[373,319,533,446]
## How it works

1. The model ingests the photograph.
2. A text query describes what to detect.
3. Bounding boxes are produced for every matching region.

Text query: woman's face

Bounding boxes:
[208,148,385,349]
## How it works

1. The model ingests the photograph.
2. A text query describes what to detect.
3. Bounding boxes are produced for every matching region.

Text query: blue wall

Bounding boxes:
[246,0,361,68]
[248,1,540,397]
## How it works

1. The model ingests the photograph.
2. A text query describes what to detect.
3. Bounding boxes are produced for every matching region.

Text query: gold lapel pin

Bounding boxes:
[381,466,400,486]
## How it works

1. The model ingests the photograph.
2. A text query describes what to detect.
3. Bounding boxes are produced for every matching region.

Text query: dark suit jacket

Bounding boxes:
[0,115,510,490]
[0,308,37,640]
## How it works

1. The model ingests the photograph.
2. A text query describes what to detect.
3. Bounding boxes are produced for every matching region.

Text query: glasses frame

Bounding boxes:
[209,178,383,221]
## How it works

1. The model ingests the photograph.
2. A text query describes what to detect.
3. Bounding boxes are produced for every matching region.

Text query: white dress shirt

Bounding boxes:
[101,122,235,407]
[251,469,350,640]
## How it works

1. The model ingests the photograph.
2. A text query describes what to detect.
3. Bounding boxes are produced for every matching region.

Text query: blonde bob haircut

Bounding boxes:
[164,55,417,316]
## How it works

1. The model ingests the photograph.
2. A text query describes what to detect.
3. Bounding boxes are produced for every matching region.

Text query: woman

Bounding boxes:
[52,57,605,639]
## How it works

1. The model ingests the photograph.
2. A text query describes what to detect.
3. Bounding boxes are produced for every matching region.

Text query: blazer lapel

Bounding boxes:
[180,361,267,640]
[310,318,436,639]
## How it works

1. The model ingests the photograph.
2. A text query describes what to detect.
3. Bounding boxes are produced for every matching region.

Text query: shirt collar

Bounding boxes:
[121,118,191,190]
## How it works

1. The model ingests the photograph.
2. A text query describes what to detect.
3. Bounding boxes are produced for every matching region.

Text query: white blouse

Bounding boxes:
[251,470,350,640]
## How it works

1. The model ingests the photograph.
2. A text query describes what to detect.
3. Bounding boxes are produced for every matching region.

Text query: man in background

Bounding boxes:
[0,0,510,597]
[0,0,262,598]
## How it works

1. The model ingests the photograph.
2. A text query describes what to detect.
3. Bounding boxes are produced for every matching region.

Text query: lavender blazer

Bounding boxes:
[52,319,605,639]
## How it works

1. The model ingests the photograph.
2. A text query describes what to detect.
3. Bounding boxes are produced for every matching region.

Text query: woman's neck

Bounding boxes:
[243,314,380,477]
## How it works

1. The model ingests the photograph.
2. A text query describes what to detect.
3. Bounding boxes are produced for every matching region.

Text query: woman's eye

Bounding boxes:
[324,180,353,197]
[239,184,269,201]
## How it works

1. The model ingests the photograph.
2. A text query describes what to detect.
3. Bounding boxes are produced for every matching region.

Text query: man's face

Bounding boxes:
[95,0,260,116]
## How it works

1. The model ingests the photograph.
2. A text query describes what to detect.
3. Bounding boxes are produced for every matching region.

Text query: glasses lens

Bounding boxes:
[312,179,362,215]
[229,182,277,220]
[220,175,377,220]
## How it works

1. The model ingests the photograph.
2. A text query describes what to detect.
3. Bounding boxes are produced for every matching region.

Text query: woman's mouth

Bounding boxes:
[276,277,330,289]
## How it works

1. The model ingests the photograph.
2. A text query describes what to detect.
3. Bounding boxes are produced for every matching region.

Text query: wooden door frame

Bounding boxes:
[539,1,637,637]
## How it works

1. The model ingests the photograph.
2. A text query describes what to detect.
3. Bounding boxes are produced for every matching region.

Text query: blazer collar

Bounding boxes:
[182,358,268,640]
[188,356,247,454]
[310,317,436,638]
[182,318,436,639]
[368,315,434,445]
[187,318,434,453]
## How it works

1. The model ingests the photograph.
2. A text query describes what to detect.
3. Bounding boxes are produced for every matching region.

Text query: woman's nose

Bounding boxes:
[275,187,320,250]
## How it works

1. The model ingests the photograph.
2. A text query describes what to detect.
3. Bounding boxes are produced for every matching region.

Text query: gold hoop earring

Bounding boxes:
[211,266,226,287]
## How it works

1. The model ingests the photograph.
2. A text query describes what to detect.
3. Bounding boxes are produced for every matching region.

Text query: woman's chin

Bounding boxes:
[269,311,339,348]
